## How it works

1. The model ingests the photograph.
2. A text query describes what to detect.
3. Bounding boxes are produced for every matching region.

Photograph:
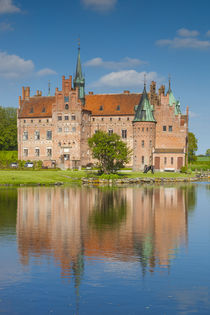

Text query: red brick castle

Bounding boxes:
[17,48,189,171]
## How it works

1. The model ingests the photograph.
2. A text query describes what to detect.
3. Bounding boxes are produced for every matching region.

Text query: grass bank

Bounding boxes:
[0,169,199,186]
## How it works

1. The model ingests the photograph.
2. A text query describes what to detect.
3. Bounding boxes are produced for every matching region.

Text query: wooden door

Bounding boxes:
[177,157,183,169]
[154,157,160,169]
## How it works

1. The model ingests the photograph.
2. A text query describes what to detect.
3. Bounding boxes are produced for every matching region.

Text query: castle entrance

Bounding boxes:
[154,157,160,170]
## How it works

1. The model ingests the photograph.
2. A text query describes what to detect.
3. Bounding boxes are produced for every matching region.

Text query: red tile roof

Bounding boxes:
[18,93,142,118]
[85,93,141,116]
[18,96,55,118]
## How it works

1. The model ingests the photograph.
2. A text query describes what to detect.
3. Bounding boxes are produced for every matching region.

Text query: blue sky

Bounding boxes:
[0,0,210,153]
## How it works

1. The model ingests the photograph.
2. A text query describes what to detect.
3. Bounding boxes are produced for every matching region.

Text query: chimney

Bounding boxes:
[150,81,156,95]
[22,87,25,100]
[19,96,21,106]
[89,91,94,95]
[124,90,130,94]
[25,87,30,99]
[62,75,65,91]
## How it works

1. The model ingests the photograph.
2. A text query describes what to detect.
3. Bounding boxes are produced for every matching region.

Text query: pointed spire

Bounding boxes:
[167,74,172,94]
[48,80,51,96]
[74,43,85,104]
[133,82,156,122]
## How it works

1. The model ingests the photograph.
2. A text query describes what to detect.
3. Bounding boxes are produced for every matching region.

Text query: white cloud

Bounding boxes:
[177,28,199,37]
[0,0,20,14]
[206,30,210,37]
[91,70,162,88]
[0,51,34,78]
[36,68,57,76]
[0,22,13,31]
[81,0,117,12]
[156,37,210,49]
[84,57,146,70]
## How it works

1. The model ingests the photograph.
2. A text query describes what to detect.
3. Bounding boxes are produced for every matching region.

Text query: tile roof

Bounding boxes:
[85,93,141,116]
[18,96,55,118]
[18,93,142,118]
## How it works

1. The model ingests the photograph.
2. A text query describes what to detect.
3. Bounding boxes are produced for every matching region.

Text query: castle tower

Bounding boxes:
[73,46,85,105]
[133,83,156,171]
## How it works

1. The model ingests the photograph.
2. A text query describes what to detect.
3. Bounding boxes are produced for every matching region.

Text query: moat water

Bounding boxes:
[0,183,210,314]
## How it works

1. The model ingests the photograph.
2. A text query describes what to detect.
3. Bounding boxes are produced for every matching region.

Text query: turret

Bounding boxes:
[133,82,156,171]
[73,46,85,105]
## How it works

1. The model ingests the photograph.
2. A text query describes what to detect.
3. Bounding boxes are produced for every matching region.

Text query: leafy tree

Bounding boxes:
[188,132,198,162]
[0,106,17,151]
[88,131,131,174]
[206,149,210,156]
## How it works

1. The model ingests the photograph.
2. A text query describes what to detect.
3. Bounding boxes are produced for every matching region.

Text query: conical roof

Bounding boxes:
[74,47,84,84]
[133,84,156,122]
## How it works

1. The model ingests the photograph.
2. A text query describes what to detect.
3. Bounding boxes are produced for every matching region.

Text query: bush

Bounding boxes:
[180,166,188,173]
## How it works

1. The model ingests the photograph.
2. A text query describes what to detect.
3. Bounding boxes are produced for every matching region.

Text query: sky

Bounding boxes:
[0,0,210,153]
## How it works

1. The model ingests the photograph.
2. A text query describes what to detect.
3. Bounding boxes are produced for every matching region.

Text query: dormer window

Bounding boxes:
[65,104,69,110]
[30,107,34,113]
[42,107,46,113]
[99,105,103,111]
[64,96,69,102]
[116,105,120,111]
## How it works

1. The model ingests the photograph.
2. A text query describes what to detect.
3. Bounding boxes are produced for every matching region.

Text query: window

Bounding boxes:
[142,128,144,132]
[108,129,113,135]
[122,129,127,139]
[110,117,112,121]
[42,107,46,113]
[23,131,28,141]
[71,115,76,121]
[46,119,49,123]
[169,125,173,132]
[35,148,40,157]
[95,130,99,134]
[47,148,52,157]
[46,130,52,140]
[64,154,69,161]
[58,127,62,133]
[171,157,174,165]
[127,117,130,121]
[24,120,26,123]
[23,148,28,157]
[92,118,95,121]
[31,120,33,123]
[142,140,144,148]
[30,107,34,113]
[118,117,121,121]
[64,96,69,102]
[164,157,167,165]
[39,119,41,123]
[146,127,148,131]
[35,131,40,140]
[72,127,76,132]
[58,116,62,121]
[64,127,69,133]
[150,140,152,147]
[101,118,104,121]
[163,126,167,131]
[116,105,120,111]
[99,105,103,111]
[64,115,69,121]
[65,104,69,110]
[142,156,144,164]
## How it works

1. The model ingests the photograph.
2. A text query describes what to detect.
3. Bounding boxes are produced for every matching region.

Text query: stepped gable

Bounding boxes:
[18,96,55,118]
[85,93,141,116]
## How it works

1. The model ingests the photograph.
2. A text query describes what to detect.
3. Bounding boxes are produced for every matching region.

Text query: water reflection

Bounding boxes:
[16,184,196,282]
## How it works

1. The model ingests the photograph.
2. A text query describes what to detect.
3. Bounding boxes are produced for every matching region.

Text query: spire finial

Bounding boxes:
[168,74,171,93]
[144,73,146,88]
[78,35,80,49]
[48,80,51,96]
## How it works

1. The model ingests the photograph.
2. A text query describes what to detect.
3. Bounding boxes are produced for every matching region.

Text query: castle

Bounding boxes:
[17,48,189,171]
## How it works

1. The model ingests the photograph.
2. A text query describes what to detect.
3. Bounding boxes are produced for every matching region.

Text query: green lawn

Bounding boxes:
[0,169,198,186]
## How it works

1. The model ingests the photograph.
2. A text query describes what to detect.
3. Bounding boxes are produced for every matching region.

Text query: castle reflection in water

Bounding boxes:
[17,185,194,280]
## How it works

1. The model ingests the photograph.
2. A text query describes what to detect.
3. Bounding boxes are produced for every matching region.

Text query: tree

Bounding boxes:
[188,132,198,162]
[0,106,17,151]
[206,149,210,156]
[88,131,131,174]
